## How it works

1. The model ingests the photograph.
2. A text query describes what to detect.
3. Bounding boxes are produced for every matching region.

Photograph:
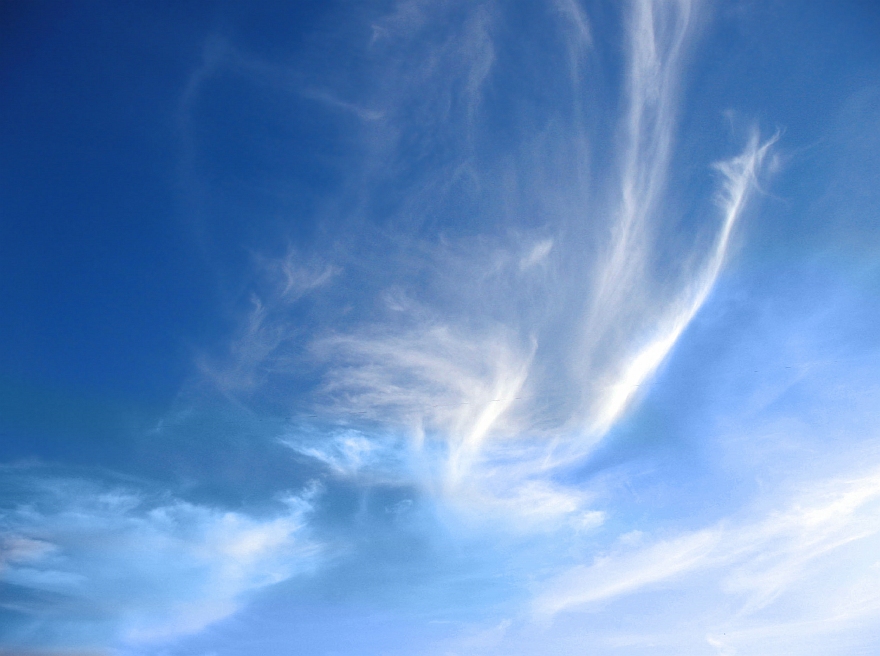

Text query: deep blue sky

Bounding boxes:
[2,1,880,654]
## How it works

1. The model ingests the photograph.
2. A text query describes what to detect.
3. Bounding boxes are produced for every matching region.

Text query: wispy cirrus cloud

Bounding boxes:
[228,0,776,505]
[169,4,779,553]
[402,455,880,656]
[0,470,321,652]
[439,458,867,656]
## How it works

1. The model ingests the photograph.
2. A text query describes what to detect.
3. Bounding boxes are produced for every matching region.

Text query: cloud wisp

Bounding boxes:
[205,0,774,510]
[533,464,880,616]
[0,471,321,651]
[586,130,775,438]
[497,461,875,656]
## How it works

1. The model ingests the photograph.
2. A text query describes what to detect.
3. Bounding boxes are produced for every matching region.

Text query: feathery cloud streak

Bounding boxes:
[213,0,776,501]
[0,471,321,651]
[534,464,880,617]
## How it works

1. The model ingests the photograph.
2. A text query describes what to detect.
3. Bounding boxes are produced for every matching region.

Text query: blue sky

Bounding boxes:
[2,1,880,654]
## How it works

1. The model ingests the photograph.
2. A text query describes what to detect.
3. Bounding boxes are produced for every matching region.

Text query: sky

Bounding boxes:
[1,0,880,654]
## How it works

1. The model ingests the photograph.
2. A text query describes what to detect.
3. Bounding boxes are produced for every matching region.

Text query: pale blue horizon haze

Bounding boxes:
[2,1,880,654]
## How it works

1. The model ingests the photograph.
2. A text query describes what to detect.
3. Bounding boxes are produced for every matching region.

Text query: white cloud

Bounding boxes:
[587,131,776,436]
[519,239,554,271]
[185,0,775,531]
[0,474,322,649]
[532,465,880,626]
[533,528,720,617]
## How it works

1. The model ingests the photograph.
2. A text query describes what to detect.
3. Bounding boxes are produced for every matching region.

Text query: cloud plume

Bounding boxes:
[210,0,775,506]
